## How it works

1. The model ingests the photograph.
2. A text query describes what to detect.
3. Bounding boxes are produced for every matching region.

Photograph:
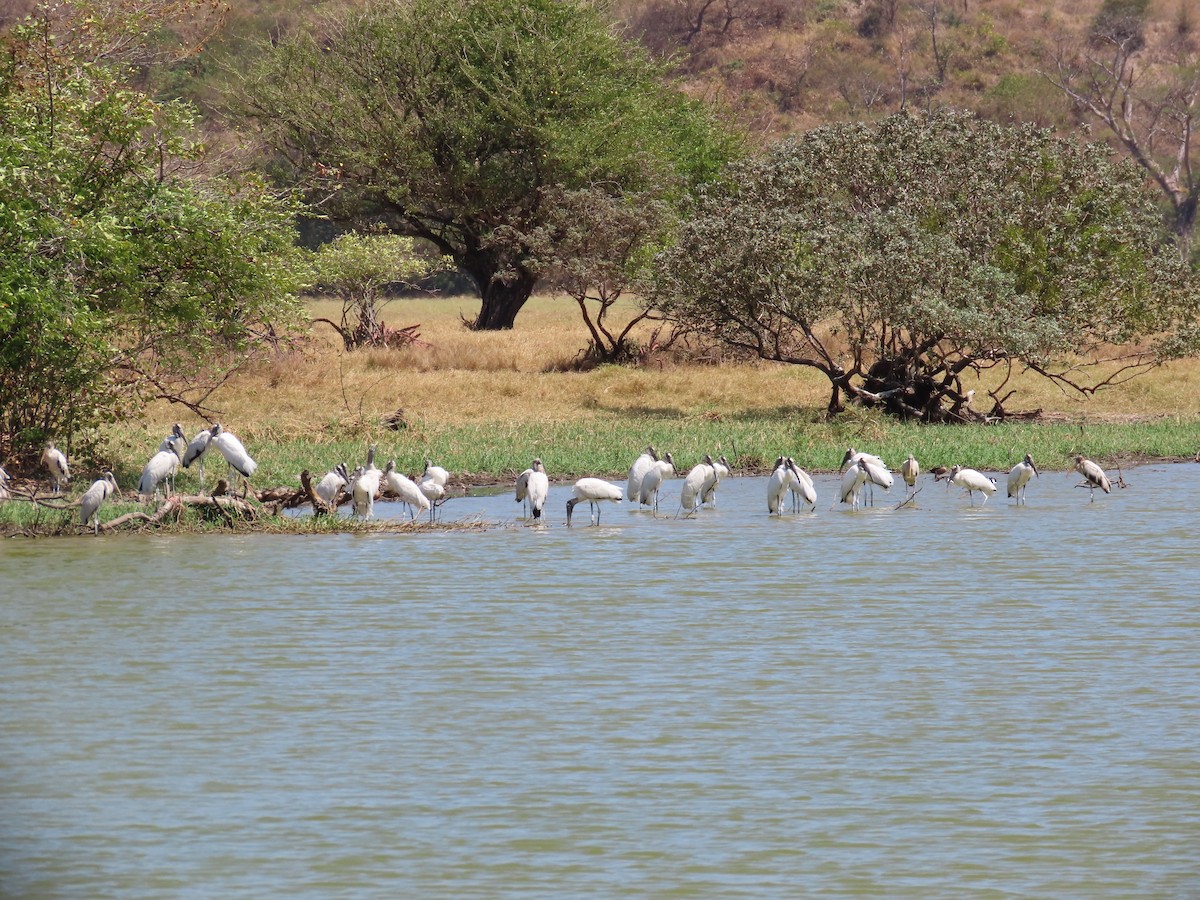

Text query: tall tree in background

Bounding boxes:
[241,0,739,330]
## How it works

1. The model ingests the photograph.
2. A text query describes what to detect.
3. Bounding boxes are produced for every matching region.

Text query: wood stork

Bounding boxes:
[841,447,885,472]
[422,458,449,488]
[1073,455,1111,501]
[384,459,429,520]
[901,455,919,490]
[0,463,9,500]
[182,426,215,486]
[159,423,187,459]
[768,458,799,515]
[700,455,730,507]
[314,463,349,507]
[787,458,817,511]
[515,458,549,521]
[626,445,659,502]
[949,465,998,506]
[860,457,894,505]
[839,460,868,510]
[566,477,622,526]
[138,439,184,501]
[681,455,717,514]
[210,424,258,495]
[1007,453,1038,504]
[79,471,118,534]
[352,462,382,518]
[41,442,70,495]
[639,452,675,514]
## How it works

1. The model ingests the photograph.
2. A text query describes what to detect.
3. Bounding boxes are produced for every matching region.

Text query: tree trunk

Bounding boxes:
[470,272,537,330]
[459,246,539,330]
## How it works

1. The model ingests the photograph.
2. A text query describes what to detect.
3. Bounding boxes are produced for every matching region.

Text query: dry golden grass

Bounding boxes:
[136,293,1200,448]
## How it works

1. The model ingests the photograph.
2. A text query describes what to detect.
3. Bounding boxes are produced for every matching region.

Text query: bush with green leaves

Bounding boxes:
[653,111,1200,422]
[0,16,304,466]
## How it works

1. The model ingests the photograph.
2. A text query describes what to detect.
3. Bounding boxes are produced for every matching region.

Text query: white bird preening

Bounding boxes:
[384,459,430,520]
[949,464,998,506]
[314,462,349,508]
[41,442,70,495]
[566,477,622,526]
[841,447,890,505]
[210,424,258,496]
[838,458,868,510]
[700,455,730,507]
[182,426,215,487]
[514,458,549,521]
[419,458,449,521]
[1073,455,1111,502]
[351,451,382,519]
[138,437,184,501]
[79,471,118,534]
[1007,453,1038,505]
[626,445,660,503]
[680,455,717,515]
[787,457,817,511]
[638,452,675,514]
[767,456,798,515]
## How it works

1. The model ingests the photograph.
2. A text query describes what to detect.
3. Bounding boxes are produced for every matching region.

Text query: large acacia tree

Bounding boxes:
[653,111,1200,422]
[241,0,737,330]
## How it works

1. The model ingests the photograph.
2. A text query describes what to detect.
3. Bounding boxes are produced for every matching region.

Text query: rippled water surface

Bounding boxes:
[2,463,1198,897]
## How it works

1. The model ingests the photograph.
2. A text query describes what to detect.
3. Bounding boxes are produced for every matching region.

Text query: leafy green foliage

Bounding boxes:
[653,111,1200,421]
[0,15,304,466]
[308,233,448,350]
[241,0,740,330]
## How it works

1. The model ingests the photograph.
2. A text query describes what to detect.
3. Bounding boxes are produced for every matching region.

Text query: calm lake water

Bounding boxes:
[1,463,1197,897]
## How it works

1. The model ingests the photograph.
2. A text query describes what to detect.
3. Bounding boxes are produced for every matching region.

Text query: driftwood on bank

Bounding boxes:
[98,493,259,533]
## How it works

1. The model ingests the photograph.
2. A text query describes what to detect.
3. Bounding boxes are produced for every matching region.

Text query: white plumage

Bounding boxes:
[768,457,799,515]
[314,463,349,507]
[626,445,659,502]
[42,442,70,495]
[949,465,998,505]
[638,452,675,513]
[566,477,622,526]
[422,458,449,488]
[138,439,184,501]
[182,426,215,486]
[839,461,868,510]
[0,463,10,500]
[352,464,381,518]
[211,424,258,480]
[384,459,430,519]
[1007,453,1038,504]
[159,423,187,459]
[901,454,920,489]
[1073,455,1111,501]
[513,458,549,521]
[79,471,118,534]
[700,455,730,507]
[681,455,716,514]
[787,458,817,510]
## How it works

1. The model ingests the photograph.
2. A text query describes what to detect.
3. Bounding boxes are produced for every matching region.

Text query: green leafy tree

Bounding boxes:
[240,0,738,330]
[309,233,447,350]
[0,13,304,465]
[653,111,1200,422]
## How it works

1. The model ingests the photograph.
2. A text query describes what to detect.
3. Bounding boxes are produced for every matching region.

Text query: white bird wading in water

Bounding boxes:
[1073,455,1111,502]
[566,478,622,526]
[949,464,998,506]
[1007,453,1039,505]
